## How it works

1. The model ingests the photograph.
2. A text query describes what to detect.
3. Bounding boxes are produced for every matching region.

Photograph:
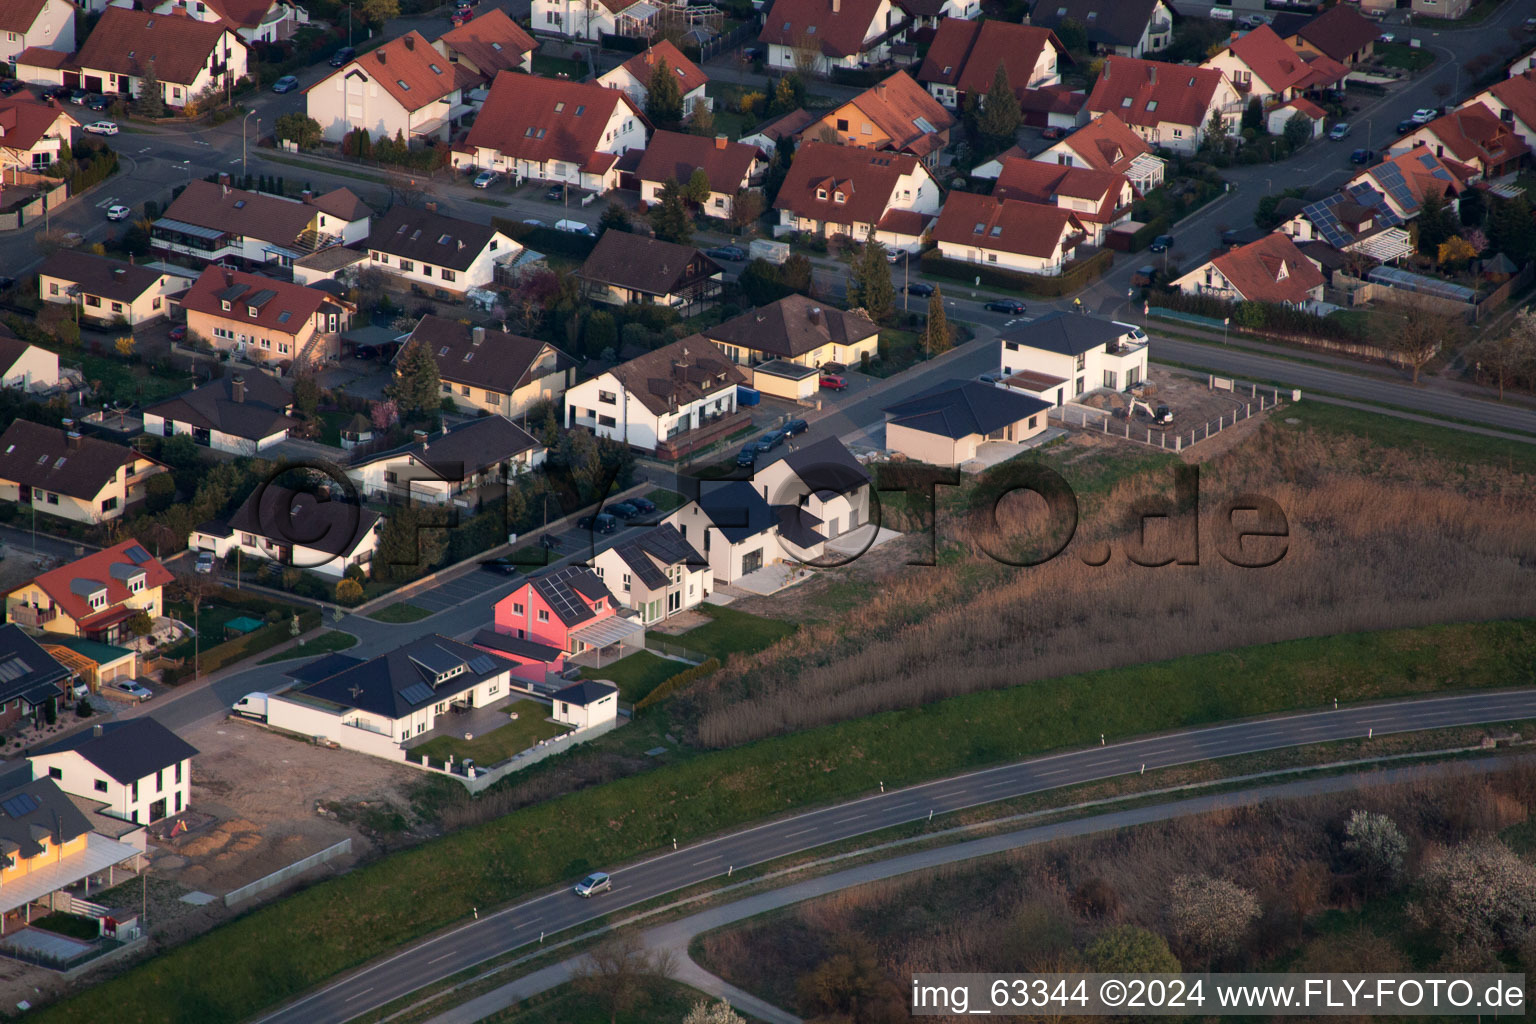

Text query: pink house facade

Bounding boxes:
[473,566,645,685]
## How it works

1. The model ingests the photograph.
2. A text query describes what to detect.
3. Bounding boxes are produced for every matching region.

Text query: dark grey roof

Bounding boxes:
[755,437,871,499]
[0,421,154,502]
[294,634,506,720]
[773,504,826,548]
[605,524,706,590]
[368,205,503,272]
[472,629,564,663]
[1002,311,1131,356]
[1028,0,1164,48]
[1267,12,1313,38]
[227,484,382,559]
[580,230,721,298]
[284,652,366,683]
[0,625,70,707]
[884,379,1050,439]
[350,414,541,478]
[33,719,198,785]
[529,567,616,628]
[194,519,234,538]
[0,778,91,860]
[695,481,776,543]
[706,295,878,360]
[550,679,618,706]
[401,315,575,396]
[142,370,297,442]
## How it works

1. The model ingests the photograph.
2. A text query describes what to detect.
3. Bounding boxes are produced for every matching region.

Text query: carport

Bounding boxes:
[567,615,646,669]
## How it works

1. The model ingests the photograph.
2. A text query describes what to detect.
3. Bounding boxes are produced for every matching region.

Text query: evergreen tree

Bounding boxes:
[1204,109,1230,152]
[1488,195,1536,264]
[1416,189,1455,255]
[1241,96,1263,134]
[644,56,684,128]
[846,231,894,321]
[683,167,711,206]
[924,288,950,354]
[598,204,634,233]
[137,60,165,118]
[977,63,1022,152]
[1282,112,1312,150]
[650,181,693,243]
[386,339,442,416]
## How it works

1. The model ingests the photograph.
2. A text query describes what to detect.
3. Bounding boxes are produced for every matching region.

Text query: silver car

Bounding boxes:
[573,871,611,897]
[113,680,153,702]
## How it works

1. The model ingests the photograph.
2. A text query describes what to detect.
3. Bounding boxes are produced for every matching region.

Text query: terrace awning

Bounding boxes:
[152,218,226,242]
[568,615,645,652]
[0,833,139,915]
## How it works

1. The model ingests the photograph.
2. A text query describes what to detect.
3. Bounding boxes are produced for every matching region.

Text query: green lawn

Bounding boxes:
[410,705,567,769]
[581,650,685,703]
[313,410,353,447]
[1375,42,1435,71]
[644,488,687,513]
[674,605,794,660]
[257,630,358,664]
[485,979,713,1024]
[159,601,259,660]
[368,602,434,623]
[33,618,1536,1024]
[532,54,585,78]
[30,913,100,941]
[77,353,189,406]
[871,327,928,378]
[1277,402,1536,474]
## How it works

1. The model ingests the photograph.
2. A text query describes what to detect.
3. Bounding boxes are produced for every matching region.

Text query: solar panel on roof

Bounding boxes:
[399,682,435,706]
[0,793,38,819]
[1418,153,1437,168]
[124,544,151,565]
[409,645,464,677]
[467,655,496,675]
[0,657,29,684]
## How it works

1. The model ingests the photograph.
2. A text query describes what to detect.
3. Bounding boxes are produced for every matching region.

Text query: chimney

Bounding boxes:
[93,724,103,738]
[218,171,230,186]
[403,34,414,50]
[61,417,74,430]
[808,306,822,325]
[1147,65,1155,84]
[472,326,485,345]
[378,49,386,64]
[231,374,245,404]
[66,431,82,450]
[832,0,839,12]
[413,428,429,444]
[424,201,438,213]
[301,189,314,203]
[715,134,728,150]
[672,360,688,381]
[224,269,235,288]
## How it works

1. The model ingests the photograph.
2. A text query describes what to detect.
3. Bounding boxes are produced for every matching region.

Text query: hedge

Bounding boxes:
[633,657,721,712]
[600,32,647,52]
[492,217,599,260]
[1129,217,1172,252]
[918,247,1113,297]
[830,66,889,88]
[161,609,322,683]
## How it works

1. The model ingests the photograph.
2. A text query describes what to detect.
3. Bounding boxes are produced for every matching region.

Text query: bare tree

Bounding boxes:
[1344,809,1408,895]
[1166,874,1260,967]
[1385,309,1458,383]
[574,932,674,1024]
[175,572,220,678]
[791,30,822,77]
[1418,839,1536,953]
[683,999,747,1024]
[1467,310,1536,399]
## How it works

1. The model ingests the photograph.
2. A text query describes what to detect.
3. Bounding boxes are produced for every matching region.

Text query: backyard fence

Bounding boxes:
[413,718,622,793]
[646,639,707,664]
[696,17,761,62]
[1053,380,1294,452]
[223,839,353,907]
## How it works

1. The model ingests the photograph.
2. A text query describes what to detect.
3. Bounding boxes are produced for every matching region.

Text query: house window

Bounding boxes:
[131,780,139,801]
[399,260,415,273]
[442,269,456,283]
[861,123,873,135]
[487,392,501,406]
[48,767,62,780]
[1075,353,1086,372]
[1104,369,1118,389]
[176,761,182,784]
[598,390,616,404]
[102,496,118,512]
[460,384,470,396]
[537,610,549,622]
[1029,415,1038,429]
[598,414,616,427]
[48,283,59,296]
[85,295,101,307]
[512,602,523,614]
[621,572,630,590]
[836,118,849,131]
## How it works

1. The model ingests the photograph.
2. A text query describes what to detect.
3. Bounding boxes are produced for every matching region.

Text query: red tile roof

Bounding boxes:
[30,539,175,629]
[916,19,1063,97]
[834,71,954,159]
[1274,96,1325,120]
[1053,112,1154,175]
[1294,4,1381,63]
[616,40,707,96]
[13,45,71,70]
[436,8,537,80]
[1221,25,1311,95]
[161,179,318,245]
[932,191,1083,259]
[993,158,1129,224]
[759,0,888,59]
[773,140,925,228]
[1413,102,1530,170]
[0,0,50,34]
[1484,71,1536,135]
[182,266,342,337]
[1295,52,1349,91]
[1086,57,1229,131]
[74,8,233,88]
[1207,232,1325,304]
[464,71,643,166]
[635,130,759,191]
[1360,144,1465,210]
[197,0,282,32]
[0,96,76,153]
[319,31,458,112]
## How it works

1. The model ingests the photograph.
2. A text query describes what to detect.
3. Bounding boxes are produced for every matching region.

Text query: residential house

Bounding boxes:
[179,266,353,366]
[141,370,297,455]
[0,332,59,393]
[37,251,184,326]
[37,635,136,694]
[0,0,73,66]
[916,19,1063,112]
[664,480,827,586]
[1266,97,1326,139]
[152,179,370,268]
[772,140,941,251]
[1282,5,1380,67]
[1389,102,1530,181]
[588,524,709,624]
[738,106,819,153]
[635,131,762,220]
[1020,111,1165,194]
[579,230,724,314]
[434,8,537,85]
[10,45,70,87]
[704,294,878,369]
[149,0,307,43]
[530,0,658,42]
[1510,48,1536,79]
[1277,179,1414,263]
[999,311,1148,405]
[894,0,976,32]
[1172,231,1326,307]
[758,0,908,76]
[932,191,1086,276]
[71,8,247,110]
[306,31,467,144]
[366,204,519,298]
[1026,0,1172,58]
[802,72,955,167]
[992,157,1134,245]
[264,635,517,760]
[751,437,871,543]
[597,40,709,118]
[479,566,642,676]
[1347,144,1466,220]
[398,315,574,419]
[0,776,143,934]
[564,335,746,455]
[346,415,545,505]
[0,626,70,730]
[454,72,646,192]
[883,378,1050,467]
[291,245,371,288]
[191,484,382,578]
[549,679,618,729]
[0,94,76,172]
[4,539,172,644]
[1084,57,1241,154]
[31,720,197,824]
[1410,0,1470,19]
[0,422,166,525]
[1202,25,1314,106]
[1468,71,1536,151]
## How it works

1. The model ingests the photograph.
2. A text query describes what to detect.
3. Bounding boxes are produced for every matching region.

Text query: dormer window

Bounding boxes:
[833,190,845,203]
[816,188,827,199]
[248,306,258,317]
[221,300,231,311]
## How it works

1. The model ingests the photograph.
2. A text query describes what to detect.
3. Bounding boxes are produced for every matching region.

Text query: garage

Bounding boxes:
[752,359,820,401]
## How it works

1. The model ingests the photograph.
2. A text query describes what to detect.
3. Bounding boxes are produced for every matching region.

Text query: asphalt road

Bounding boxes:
[253,688,1536,1024]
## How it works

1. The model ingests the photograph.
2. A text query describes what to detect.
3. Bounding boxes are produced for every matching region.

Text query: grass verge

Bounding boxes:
[368,602,434,623]
[256,629,358,664]
[581,650,685,704]
[674,605,794,661]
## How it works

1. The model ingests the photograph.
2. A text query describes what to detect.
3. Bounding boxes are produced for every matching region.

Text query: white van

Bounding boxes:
[554,219,595,236]
[1209,5,1235,19]
[233,693,269,721]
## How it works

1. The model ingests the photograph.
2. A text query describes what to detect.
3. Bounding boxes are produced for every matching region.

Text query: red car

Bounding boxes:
[819,374,847,391]
[168,325,187,342]
[1041,126,1065,140]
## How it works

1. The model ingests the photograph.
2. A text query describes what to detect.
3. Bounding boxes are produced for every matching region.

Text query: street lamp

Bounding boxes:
[242,111,259,180]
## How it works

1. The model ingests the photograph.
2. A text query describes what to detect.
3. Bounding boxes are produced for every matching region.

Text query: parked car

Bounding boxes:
[554,219,594,236]
[479,557,520,575]
[820,373,848,391]
[627,496,658,514]
[545,184,567,201]
[904,281,935,296]
[573,872,611,897]
[68,88,89,104]
[353,344,378,359]
[83,121,118,135]
[0,80,22,95]
[1040,125,1065,140]
[704,245,747,261]
[473,169,500,189]
[783,418,808,437]
[577,513,618,534]
[758,428,787,450]
[86,94,111,111]
[112,680,153,702]
[1379,32,1396,43]
[1327,122,1351,140]
[522,218,546,228]
[979,370,1005,385]
[1149,234,1174,252]
[1396,118,1415,135]
[195,551,216,574]
[1411,108,1436,124]
[329,46,356,66]
[106,204,131,221]
[168,325,187,341]
[606,501,641,520]
[272,75,300,93]
[985,299,1027,315]
[1350,148,1374,165]
[735,445,759,467]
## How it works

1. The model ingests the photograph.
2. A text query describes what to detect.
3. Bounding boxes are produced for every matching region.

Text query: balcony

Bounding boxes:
[8,606,57,628]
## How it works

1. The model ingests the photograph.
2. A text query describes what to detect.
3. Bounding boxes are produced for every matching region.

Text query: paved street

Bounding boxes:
[253,688,1536,1024]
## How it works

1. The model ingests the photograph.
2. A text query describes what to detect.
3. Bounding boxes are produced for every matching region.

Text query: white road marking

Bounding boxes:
[1037,769,1069,777]
[834,814,865,824]
[427,952,455,964]
[981,779,1014,789]
[344,988,374,1002]
[1084,758,1118,768]
[514,918,542,929]
[784,827,816,839]
[693,855,722,865]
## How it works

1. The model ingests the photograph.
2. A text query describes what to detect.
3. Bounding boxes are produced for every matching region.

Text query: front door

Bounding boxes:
[149,798,167,822]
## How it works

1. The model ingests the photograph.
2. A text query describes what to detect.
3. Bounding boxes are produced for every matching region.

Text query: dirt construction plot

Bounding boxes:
[1071,368,1277,457]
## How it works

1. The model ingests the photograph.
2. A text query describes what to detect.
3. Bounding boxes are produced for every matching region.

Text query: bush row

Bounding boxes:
[634,657,722,712]
[493,217,600,260]
[918,247,1113,297]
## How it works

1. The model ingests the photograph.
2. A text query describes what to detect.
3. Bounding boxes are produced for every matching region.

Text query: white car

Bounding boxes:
[111,680,153,702]
[1379,31,1395,43]
[195,551,216,574]
[84,120,118,135]
[1411,108,1437,124]
[106,204,131,221]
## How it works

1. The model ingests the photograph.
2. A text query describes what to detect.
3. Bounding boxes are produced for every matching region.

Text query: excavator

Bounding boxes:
[1128,399,1174,426]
